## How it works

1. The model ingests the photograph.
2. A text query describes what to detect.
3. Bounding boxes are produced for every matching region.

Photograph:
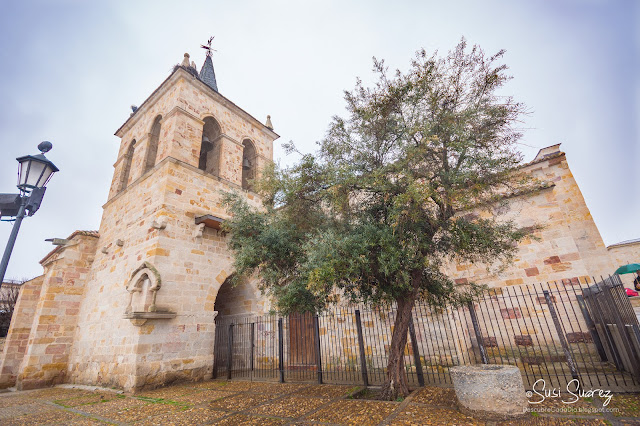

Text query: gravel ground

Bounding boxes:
[0,380,637,425]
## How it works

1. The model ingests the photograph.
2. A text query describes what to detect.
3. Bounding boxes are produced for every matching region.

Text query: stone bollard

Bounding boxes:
[450,365,527,419]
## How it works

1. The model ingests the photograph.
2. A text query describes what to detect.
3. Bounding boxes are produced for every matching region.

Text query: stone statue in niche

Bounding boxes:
[124,261,175,325]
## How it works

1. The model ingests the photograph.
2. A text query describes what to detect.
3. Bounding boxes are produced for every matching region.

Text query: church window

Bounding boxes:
[198,117,222,176]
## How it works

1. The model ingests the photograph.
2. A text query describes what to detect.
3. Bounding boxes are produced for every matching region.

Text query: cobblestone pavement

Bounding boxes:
[0,380,638,425]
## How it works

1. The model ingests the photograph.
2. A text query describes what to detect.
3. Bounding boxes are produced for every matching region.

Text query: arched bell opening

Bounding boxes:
[145,116,162,173]
[199,117,222,176]
[119,140,136,192]
[241,139,256,191]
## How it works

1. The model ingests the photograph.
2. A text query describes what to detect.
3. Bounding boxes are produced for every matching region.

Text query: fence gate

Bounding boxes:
[288,312,316,366]
[581,275,640,381]
[213,314,280,382]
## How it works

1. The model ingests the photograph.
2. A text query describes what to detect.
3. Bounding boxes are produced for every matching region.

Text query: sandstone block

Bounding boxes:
[451,365,527,419]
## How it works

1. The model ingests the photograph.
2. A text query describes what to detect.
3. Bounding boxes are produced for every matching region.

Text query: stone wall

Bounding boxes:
[13,233,98,390]
[446,146,616,289]
[0,275,43,388]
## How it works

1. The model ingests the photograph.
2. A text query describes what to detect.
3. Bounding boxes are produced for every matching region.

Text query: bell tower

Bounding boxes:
[59,49,279,390]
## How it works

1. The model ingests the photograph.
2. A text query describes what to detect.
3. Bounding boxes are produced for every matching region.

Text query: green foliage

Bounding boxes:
[223,38,535,314]
[222,191,327,314]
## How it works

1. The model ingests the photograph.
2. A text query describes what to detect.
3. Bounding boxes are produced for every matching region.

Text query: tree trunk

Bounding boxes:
[380,292,418,401]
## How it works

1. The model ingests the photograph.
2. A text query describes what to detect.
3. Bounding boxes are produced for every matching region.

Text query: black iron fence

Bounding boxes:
[213,275,640,391]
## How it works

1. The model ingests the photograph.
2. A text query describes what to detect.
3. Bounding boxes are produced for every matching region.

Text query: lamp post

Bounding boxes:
[0,142,59,291]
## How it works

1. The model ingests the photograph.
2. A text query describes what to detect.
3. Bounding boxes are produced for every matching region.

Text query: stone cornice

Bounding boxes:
[520,151,566,171]
[40,231,99,266]
[607,239,640,250]
[103,157,163,208]
[115,72,180,138]
[112,135,149,167]
[219,133,242,148]
[163,105,205,126]
[168,157,246,195]
[194,131,270,161]
[103,156,263,209]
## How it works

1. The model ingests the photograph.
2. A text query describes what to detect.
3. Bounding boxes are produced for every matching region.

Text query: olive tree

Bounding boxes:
[223,39,535,400]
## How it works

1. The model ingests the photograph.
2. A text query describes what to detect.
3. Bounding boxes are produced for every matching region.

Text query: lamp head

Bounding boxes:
[16,142,59,192]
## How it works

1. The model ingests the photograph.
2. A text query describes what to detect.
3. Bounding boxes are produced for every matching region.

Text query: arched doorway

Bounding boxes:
[212,274,264,379]
[213,274,259,319]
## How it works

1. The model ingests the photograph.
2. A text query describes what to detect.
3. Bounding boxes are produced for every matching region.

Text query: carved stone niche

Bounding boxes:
[123,261,176,326]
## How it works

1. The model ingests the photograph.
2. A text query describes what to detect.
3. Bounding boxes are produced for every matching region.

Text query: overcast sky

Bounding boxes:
[0,0,637,280]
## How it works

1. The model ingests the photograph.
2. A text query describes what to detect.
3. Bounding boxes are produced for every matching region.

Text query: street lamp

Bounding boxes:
[0,142,59,291]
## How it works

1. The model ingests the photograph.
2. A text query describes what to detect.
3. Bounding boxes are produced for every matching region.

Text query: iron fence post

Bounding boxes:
[313,314,323,384]
[354,310,369,387]
[543,290,580,382]
[467,301,489,364]
[250,322,255,372]
[212,323,218,379]
[278,318,285,383]
[408,313,425,387]
[227,323,234,380]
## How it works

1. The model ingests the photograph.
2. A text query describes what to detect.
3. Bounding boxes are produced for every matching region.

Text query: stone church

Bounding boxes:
[0,50,637,392]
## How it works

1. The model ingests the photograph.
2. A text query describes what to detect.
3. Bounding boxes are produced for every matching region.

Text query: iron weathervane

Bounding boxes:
[201,36,216,57]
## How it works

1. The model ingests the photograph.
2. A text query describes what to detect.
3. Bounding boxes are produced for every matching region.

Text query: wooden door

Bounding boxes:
[288,312,316,365]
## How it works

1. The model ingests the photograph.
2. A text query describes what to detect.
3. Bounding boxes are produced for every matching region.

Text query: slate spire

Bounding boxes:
[199,37,218,92]
[199,55,218,92]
